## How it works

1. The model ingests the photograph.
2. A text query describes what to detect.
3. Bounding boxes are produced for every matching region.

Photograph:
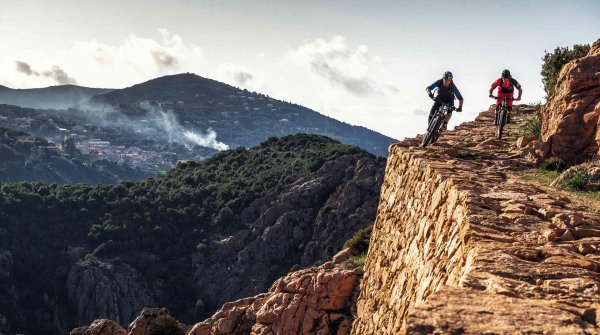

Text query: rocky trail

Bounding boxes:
[354,105,600,334]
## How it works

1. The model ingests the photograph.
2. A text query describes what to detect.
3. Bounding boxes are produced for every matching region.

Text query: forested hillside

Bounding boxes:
[0,134,385,335]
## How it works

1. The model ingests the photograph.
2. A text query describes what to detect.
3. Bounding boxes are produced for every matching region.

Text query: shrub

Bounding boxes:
[521,114,542,139]
[540,156,567,171]
[213,206,234,226]
[349,253,368,268]
[563,170,590,191]
[343,225,372,256]
[541,44,590,97]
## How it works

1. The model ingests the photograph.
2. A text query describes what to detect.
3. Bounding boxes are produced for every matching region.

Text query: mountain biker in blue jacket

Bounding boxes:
[425,71,464,129]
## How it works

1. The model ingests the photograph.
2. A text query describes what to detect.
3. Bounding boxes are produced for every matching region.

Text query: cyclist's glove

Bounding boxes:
[428,93,434,99]
[456,107,462,112]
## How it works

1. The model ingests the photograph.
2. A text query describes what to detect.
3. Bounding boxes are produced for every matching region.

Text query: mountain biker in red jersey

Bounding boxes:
[489,69,522,124]
[425,71,463,129]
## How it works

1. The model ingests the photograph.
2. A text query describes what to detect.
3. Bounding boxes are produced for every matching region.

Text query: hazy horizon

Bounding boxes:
[1,0,598,139]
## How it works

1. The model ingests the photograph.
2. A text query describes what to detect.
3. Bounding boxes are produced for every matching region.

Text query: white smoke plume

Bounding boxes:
[140,102,230,151]
[184,130,229,151]
[15,60,78,85]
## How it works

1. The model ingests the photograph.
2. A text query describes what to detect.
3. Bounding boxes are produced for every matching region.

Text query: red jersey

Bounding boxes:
[491,78,521,107]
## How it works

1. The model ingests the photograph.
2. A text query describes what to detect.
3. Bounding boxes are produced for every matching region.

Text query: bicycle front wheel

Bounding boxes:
[497,109,506,140]
[422,116,443,147]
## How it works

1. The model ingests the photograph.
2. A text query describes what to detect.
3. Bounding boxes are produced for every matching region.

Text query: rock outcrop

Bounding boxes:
[190,263,360,335]
[353,106,600,334]
[67,256,157,327]
[72,264,361,335]
[540,38,600,164]
[70,308,188,335]
[70,319,127,335]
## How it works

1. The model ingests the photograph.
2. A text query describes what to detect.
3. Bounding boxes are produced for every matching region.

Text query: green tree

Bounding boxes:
[62,138,81,158]
[541,44,590,97]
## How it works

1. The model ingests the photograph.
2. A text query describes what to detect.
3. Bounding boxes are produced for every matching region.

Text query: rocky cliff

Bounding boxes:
[353,105,600,334]
[72,262,361,335]
[539,38,600,164]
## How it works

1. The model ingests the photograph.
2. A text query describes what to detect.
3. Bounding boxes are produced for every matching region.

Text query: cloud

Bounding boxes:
[42,66,77,85]
[231,70,253,87]
[16,61,34,75]
[287,36,396,96]
[217,65,264,92]
[15,61,77,85]
[6,29,203,89]
[151,49,178,71]
[71,28,197,79]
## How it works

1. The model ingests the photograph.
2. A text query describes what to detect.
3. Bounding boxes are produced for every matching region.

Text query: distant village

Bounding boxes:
[75,139,176,170]
[1,114,177,170]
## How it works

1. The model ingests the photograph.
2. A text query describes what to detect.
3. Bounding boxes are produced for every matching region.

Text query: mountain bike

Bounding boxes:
[491,96,516,140]
[421,102,455,147]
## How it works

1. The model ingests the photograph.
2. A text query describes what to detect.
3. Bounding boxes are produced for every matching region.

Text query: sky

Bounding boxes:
[1,0,599,140]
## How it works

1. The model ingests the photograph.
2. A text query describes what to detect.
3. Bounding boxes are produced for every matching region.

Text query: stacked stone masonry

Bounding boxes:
[353,105,600,334]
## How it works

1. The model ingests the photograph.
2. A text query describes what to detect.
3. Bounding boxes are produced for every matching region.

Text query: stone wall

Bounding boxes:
[353,107,600,334]
[351,145,474,333]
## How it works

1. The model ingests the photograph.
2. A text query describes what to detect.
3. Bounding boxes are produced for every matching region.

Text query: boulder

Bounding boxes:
[189,264,361,335]
[540,38,600,164]
[68,319,126,335]
[127,308,188,335]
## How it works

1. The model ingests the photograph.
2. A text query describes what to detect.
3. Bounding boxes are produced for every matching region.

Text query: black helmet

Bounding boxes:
[443,71,453,79]
[501,69,511,79]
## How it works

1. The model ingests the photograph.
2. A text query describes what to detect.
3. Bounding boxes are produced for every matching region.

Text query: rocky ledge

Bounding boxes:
[353,104,600,334]
[71,263,361,335]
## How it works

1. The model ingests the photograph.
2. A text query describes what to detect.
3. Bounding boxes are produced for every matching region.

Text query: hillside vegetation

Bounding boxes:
[0,133,385,334]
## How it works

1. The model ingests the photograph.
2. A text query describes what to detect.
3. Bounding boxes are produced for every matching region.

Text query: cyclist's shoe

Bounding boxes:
[442,121,448,130]
[507,114,511,124]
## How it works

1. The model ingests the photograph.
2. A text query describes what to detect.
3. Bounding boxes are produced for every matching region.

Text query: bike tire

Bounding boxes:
[421,116,443,147]
[497,109,506,140]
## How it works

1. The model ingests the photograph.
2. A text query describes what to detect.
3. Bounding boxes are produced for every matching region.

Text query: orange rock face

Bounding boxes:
[69,319,127,335]
[540,38,600,164]
[71,309,189,335]
[352,106,600,334]
[188,263,360,335]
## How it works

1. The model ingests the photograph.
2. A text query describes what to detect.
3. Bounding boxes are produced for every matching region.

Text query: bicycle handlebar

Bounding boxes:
[490,96,517,101]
